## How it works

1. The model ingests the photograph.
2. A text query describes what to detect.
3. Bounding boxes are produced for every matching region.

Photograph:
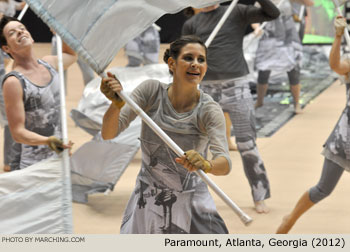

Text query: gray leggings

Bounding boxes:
[309,158,344,203]
[258,66,300,85]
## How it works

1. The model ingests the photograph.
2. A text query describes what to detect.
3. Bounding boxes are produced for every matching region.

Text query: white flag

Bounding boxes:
[0,157,72,234]
[25,0,225,74]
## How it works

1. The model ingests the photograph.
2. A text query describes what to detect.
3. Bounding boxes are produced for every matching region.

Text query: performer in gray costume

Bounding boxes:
[182,0,280,213]
[276,16,350,233]
[100,36,231,234]
[0,0,25,172]
[0,16,75,169]
[254,0,314,114]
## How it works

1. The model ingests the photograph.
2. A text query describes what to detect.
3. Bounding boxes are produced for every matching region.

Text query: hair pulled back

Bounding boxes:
[163,35,207,75]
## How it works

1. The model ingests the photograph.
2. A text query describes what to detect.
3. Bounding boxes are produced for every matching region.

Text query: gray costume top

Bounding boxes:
[117,80,231,233]
[2,60,61,169]
[254,0,302,72]
[322,81,350,172]
[182,1,280,80]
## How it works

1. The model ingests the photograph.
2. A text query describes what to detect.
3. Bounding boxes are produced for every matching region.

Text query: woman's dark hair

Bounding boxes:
[0,15,19,47]
[163,35,207,75]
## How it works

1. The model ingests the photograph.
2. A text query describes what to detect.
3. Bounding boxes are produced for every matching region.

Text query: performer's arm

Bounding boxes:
[251,23,263,36]
[329,16,350,75]
[3,77,47,145]
[3,76,69,152]
[101,72,125,140]
[256,0,280,19]
[43,40,77,70]
[101,103,122,140]
[207,156,230,175]
[244,0,280,24]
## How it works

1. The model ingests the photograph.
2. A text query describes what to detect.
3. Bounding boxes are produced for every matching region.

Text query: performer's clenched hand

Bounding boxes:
[175,150,212,173]
[100,72,125,109]
[334,16,347,37]
[47,136,73,154]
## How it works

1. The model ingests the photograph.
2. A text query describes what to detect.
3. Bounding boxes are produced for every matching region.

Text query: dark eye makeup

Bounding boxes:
[182,54,206,63]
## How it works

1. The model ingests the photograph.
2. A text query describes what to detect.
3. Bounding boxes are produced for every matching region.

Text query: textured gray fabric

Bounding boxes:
[255,0,302,72]
[322,84,350,172]
[2,60,62,169]
[201,78,270,201]
[118,80,231,233]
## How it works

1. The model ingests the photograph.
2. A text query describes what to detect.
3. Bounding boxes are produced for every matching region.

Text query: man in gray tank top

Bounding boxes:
[0,15,76,169]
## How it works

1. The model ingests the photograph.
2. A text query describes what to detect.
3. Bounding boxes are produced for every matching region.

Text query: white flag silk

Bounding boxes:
[0,157,73,234]
[25,0,225,74]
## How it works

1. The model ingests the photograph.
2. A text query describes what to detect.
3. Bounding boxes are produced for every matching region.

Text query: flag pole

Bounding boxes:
[295,5,305,34]
[56,35,74,233]
[298,5,305,21]
[17,4,29,21]
[205,0,238,47]
[100,71,252,226]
